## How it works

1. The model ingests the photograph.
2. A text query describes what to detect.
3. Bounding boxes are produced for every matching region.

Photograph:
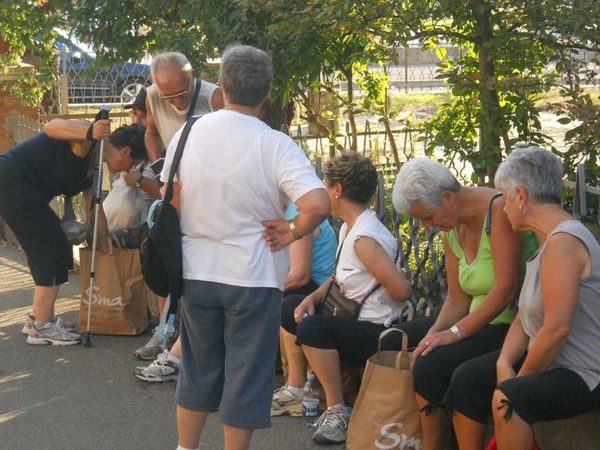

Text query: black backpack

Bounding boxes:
[140,116,199,317]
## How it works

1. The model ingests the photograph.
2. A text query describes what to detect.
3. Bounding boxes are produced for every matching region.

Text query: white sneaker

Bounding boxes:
[22,314,77,335]
[270,384,303,417]
[312,404,352,444]
[134,349,179,383]
[26,319,81,346]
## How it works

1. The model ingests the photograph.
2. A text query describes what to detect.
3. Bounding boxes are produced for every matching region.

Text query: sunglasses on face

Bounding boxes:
[159,89,191,100]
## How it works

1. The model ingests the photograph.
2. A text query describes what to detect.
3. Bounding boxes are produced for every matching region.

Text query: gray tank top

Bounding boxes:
[519,220,600,390]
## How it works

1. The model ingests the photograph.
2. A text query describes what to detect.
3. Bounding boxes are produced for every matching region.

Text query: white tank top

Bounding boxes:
[336,209,408,325]
[147,79,218,148]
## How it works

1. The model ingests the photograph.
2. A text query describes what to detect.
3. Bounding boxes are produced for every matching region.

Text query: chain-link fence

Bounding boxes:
[40,37,152,115]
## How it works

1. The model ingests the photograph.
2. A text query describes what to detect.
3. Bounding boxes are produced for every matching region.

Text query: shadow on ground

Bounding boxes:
[0,242,343,450]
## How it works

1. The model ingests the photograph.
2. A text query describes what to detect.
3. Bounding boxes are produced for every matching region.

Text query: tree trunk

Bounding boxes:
[471,0,502,183]
[260,96,295,132]
[345,68,358,152]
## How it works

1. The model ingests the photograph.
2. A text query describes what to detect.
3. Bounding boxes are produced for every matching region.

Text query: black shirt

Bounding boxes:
[1,132,93,201]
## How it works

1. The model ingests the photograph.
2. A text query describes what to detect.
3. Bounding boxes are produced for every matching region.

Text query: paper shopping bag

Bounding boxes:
[79,246,148,335]
[347,328,422,450]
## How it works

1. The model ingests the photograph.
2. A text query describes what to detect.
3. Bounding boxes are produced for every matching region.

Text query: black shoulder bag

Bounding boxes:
[140,115,200,318]
[319,238,396,319]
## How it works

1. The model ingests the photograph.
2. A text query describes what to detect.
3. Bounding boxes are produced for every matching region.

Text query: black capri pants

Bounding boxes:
[385,315,509,415]
[281,294,388,367]
[0,159,72,286]
[454,349,600,425]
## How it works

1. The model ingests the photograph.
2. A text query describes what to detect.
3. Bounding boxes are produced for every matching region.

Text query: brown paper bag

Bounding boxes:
[346,328,422,450]
[79,246,148,335]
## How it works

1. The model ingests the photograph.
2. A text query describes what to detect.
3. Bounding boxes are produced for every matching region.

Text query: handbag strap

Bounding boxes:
[186,79,202,120]
[331,235,401,309]
[164,115,200,203]
[484,192,503,236]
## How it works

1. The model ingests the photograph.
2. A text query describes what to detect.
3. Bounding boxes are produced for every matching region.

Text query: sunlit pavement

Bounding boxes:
[0,241,342,450]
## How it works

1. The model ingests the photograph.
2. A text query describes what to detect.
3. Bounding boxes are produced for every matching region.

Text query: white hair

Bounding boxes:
[150,52,193,79]
[494,146,563,204]
[392,157,461,214]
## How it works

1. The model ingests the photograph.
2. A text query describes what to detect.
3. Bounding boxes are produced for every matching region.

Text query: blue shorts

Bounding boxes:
[176,279,282,429]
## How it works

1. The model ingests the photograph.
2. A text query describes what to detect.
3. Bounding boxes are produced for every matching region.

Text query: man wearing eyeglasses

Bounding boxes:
[145,52,224,164]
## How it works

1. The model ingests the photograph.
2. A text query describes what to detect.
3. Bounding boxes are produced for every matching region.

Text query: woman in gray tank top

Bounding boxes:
[454,146,600,449]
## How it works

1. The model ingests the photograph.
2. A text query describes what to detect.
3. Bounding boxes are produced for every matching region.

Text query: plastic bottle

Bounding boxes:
[302,373,320,428]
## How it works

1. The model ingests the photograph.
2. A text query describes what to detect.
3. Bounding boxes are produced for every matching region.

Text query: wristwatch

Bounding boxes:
[135,175,144,189]
[288,221,303,241]
[450,324,464,340]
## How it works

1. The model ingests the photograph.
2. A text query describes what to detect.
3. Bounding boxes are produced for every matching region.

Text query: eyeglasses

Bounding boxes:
[159,89,191,100]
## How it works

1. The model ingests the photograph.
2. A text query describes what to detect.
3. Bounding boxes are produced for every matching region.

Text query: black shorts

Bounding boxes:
[0,158,72,286]
[281,294,387,367]
[498,365,600,425]
[383,315,509,415]
[452,349,600,424]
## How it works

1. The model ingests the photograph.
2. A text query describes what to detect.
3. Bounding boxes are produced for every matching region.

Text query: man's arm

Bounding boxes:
[144,99,164,162]
[262,188,330,251]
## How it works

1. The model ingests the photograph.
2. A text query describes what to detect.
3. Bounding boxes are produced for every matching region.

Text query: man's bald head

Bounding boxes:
[151,52,195,111]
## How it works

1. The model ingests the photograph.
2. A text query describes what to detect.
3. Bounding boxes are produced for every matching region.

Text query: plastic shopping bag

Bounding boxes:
[103,177,147,234]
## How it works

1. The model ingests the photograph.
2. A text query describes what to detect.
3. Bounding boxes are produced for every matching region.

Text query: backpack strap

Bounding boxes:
[164,116,200,203]
[186,79,202,120]
[484,192,503,236]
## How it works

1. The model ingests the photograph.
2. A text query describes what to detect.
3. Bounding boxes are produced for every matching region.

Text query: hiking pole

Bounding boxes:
[84,106,110,347]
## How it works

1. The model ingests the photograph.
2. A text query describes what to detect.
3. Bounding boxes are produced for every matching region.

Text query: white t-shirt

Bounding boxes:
[336,209,408,325]
[160,109,324,290]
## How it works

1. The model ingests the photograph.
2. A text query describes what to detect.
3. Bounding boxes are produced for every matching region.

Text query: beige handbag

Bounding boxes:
[346,328,422,450]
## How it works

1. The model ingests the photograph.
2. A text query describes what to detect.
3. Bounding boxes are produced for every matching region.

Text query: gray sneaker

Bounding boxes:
[133,332,165,360]
[134,349,179,383]
[312,404,352,444]
[26,319,81,346]
[22,314,77,335]
[270,384,303,417]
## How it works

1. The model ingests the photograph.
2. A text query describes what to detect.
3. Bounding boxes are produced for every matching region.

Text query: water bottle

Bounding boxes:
[302,373,320,428]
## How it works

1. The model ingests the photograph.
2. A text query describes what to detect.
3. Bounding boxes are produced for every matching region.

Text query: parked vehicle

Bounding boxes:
[56,37,151,104]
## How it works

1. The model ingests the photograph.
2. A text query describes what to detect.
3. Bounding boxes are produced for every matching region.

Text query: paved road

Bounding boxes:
[0,242,343,450]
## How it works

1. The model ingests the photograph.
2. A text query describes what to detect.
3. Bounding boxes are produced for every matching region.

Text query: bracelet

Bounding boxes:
[450,323,464,340]
[86,123,95,142]
[288,221,302,241]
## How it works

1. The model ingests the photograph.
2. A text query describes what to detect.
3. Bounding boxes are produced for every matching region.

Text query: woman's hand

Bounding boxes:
[92,119,111,141]
[410,329,461,368]
[293,295,317,323]
[496,359,516,385]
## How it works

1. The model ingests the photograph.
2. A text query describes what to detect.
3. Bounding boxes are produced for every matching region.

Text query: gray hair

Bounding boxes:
[218,44,272,107]
[494,146,563,205]
[150,52,193,80]
[392,157,461,213]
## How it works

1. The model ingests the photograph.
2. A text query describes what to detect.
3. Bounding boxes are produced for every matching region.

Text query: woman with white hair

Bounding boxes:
[452,147,600,449]
[391,157,537,450]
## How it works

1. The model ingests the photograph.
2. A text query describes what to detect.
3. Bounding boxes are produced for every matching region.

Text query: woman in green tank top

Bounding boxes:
[393,157,537,450]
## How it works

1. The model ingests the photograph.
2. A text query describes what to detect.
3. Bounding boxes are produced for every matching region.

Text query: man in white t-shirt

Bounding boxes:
[161,44,330,450]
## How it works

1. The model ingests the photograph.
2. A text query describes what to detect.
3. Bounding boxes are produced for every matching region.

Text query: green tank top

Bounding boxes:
[446,195,539,325]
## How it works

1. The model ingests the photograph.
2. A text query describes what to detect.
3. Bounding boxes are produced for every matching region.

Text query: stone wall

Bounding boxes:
[0,73,39,153]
